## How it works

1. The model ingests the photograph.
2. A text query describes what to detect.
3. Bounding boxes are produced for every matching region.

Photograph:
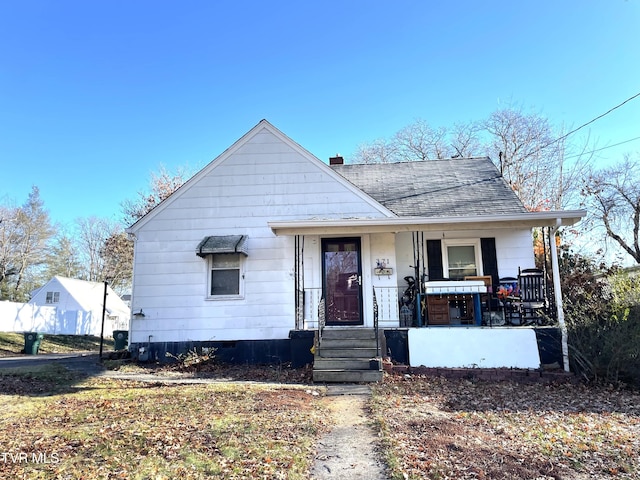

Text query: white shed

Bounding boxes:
[29,276,130,335]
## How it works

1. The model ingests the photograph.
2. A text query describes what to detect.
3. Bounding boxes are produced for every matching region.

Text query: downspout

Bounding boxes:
[549,220,570,372]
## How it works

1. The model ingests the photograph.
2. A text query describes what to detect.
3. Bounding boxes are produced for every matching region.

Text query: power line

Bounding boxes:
[565,135,640,160]
[536,91,640,154]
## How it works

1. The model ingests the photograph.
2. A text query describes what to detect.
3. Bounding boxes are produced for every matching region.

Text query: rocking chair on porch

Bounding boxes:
[499,269,547,325]
[518,268,547,325]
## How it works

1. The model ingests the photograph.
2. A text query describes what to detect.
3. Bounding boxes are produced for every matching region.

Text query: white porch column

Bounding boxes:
[549,224,570,372]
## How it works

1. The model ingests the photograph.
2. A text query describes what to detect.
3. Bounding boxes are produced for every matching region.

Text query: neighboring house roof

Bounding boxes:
[330,158,527,217]
[29,276,130,316]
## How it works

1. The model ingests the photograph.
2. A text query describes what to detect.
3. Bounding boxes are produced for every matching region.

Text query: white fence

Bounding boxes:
[0,301,128,336]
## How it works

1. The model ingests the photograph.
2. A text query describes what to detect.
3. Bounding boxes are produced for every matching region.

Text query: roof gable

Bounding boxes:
[331,158,527,217]
[127,120,395,232]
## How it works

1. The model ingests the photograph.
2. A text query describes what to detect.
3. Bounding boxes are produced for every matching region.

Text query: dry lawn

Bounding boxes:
[0,369,328,479]
[4,360,640,480]
[0,332,114,356]
[372,375,640,480]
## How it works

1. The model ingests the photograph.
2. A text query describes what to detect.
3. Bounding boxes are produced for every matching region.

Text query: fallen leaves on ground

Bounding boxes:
[120,359,315,384]
[0,363,85,395]
[0,377,328,479]
[372,375,640,480]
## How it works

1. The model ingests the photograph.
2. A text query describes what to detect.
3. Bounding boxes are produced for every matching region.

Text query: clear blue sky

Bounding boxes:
[1,0,639,228]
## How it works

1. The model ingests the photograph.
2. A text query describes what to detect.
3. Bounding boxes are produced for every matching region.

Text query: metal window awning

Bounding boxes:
[196,235,248,257]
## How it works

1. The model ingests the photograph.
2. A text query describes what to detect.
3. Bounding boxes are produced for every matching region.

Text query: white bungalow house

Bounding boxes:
[28,276,130,335]
[126,120,585,380]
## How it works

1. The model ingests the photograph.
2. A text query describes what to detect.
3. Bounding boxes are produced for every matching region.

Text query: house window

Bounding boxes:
[45,291,60,303]
[208,254,243,298]
[443,240,481,280]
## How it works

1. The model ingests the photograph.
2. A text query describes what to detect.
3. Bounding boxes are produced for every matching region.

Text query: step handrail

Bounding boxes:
[317,297,325,347]
[373,287,380,359]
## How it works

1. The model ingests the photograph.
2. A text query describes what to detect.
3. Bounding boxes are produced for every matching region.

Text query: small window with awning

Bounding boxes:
[196,235,248,257]
[196,235,248,299]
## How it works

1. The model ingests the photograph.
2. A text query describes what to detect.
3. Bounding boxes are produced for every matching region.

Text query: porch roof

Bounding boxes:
[268,210,586,235]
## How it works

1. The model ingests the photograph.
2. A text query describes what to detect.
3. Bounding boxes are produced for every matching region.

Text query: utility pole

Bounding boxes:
[99,281,108,359]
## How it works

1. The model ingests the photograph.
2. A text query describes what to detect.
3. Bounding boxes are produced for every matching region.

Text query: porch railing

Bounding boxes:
[300,285,556,329]
[373,287,402,323]
[373,287,380,358]
[302,287,401,329]
[301,288,323,329]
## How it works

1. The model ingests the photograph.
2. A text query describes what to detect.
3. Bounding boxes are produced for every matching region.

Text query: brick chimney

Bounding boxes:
[329,155,344,165]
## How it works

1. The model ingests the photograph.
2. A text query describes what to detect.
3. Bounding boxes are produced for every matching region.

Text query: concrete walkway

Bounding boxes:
[310,385,389,479]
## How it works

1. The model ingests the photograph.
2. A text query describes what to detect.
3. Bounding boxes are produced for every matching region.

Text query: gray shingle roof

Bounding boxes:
[331,157,527,217]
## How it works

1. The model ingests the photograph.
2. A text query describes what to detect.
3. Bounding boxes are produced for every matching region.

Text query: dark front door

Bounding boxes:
[322,238,363,326]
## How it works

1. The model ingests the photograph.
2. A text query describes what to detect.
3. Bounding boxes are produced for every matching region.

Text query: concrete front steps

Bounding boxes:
[313,328,383,383]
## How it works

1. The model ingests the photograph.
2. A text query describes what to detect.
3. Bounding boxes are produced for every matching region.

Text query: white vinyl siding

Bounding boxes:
[129,126,389,343]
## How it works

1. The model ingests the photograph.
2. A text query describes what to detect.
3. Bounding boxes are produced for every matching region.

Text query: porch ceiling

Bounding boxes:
[268,210,586,235]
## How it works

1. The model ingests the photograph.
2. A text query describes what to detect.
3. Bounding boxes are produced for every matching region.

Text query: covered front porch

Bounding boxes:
[273,210,585,375]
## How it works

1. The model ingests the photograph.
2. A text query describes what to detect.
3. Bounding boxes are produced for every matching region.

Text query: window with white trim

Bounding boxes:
[443,240,481,280]
[208,254,244,298]
[45,291,60,303]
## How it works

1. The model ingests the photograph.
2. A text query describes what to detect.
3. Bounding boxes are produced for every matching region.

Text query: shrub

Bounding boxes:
[165,347,216,370]
[562,251,640,388]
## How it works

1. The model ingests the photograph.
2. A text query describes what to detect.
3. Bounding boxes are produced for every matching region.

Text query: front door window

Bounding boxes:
[322,238,363,326]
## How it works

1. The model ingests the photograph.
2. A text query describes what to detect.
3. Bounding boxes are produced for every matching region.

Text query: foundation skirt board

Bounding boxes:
[408,327,541,369]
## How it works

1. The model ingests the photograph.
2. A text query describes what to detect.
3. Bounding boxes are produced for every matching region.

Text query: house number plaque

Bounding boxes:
[374,268,393,276]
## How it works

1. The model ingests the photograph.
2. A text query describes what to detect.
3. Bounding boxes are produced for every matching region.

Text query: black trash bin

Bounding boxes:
[289,330,315,368]
[113,330,129,351]
[384,330,409,364]
[24,332,44,355]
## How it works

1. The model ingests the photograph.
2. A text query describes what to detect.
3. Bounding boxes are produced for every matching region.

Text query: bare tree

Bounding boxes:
[482,106,590,211]
[122,165,188,225]
[449,122,483,158]
[483,106,563,210]
[582,155,640,265]
[394,120,450,160]
[350,119,452,164]
[347,109,588,213]
[0,187,55,300]
[0,205,20,293]
[100,231,133,295]
[76,217,120,282]
[351,138,399,164]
